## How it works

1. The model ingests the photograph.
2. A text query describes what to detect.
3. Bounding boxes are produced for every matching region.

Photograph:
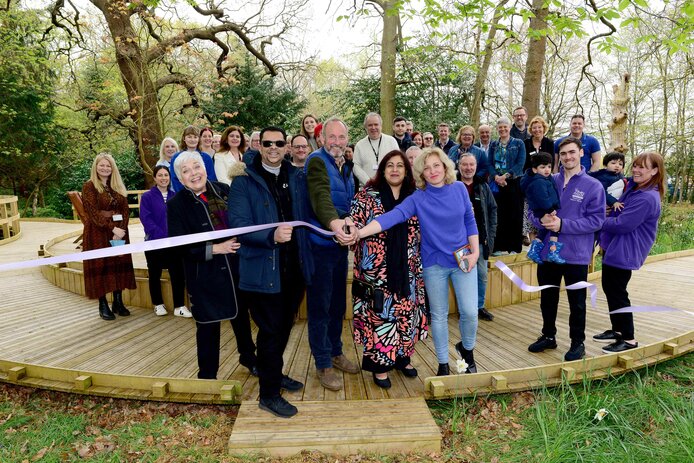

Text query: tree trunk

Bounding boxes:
[470,0,509,129]
[608,73,630,153]
[95,0,162,186]
[521,0,548,120]
[379,0,398,134]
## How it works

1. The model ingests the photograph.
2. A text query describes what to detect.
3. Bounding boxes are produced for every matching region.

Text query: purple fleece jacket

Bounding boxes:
[375,181,478,269]
[530,167,605,265]
[600,181,660,270]
[140,185,175,240]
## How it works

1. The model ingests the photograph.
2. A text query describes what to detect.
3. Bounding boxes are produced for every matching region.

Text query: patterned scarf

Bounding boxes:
[199,183,229,230]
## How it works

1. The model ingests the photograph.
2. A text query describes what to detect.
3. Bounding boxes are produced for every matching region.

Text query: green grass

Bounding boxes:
[428,354,693,463]
[0,353,691,462]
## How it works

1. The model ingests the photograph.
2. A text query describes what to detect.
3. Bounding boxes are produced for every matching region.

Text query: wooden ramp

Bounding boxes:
[228,397,440,457]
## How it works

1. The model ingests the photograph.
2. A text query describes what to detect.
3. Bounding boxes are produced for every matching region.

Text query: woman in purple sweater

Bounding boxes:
[594,152,665,353]
[139,165,190,318]
[357,147,480,376]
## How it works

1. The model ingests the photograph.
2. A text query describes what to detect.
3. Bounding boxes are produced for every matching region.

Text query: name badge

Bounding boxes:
[112,214,123,221]
[372,164,379,171]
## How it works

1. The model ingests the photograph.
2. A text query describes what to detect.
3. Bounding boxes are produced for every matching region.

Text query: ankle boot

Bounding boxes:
[547,241,566,264]
[436,363,450,376]
[111,291,130,316]
[98,296,115,320]
[455,342,477,374]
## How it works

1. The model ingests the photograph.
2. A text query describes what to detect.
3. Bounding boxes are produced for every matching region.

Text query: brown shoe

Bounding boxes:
[317,367,342,391]
[332,354,360,374]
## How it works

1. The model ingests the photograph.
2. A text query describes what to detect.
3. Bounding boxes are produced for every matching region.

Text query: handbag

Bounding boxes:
[352,277,384,312]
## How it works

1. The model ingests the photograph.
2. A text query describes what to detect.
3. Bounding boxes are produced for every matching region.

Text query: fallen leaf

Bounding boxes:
[31,447,48,461]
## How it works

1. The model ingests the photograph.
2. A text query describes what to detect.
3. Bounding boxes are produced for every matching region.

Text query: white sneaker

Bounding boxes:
[173,306,193,318]
[154,304,168,316]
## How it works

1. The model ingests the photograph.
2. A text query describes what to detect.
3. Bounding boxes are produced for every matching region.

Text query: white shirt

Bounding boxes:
[353,134,399,184]
[214,151,240,185]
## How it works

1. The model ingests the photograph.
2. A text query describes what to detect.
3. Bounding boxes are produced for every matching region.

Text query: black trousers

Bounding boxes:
[601,264,634,340]
[493,178,524,253]
[145,249,185,307]
[246,272,305,400]
[537,262,588,343]
[195,303,257,380]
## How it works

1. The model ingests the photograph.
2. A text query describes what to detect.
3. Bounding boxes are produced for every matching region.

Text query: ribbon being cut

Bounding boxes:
[0,221,334,273]
[494,260,694,317]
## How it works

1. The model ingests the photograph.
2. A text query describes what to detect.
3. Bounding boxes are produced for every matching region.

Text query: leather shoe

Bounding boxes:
[397,365,418,378]
[528,335,557,353]
[478,307,494,321]
[280,375,304,392]
[317,367,342,391]
[436,363,449,376]
[332,354,359,374]
[602,340,638,354]
[372,373,391,389]
[259,396,297,418]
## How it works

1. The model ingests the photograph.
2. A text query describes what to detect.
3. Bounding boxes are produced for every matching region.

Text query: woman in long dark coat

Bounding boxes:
[81,153,137,320]
[167,151,257,379]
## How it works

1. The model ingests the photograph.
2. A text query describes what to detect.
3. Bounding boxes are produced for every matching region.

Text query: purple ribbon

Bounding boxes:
[493,260,597,307]
[493,261,694,316]
[0,220,333,273]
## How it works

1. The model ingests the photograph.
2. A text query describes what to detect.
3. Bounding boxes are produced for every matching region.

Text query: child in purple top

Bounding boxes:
[357,148,480,377]
[520,152,565,264]
[594,152,665,354]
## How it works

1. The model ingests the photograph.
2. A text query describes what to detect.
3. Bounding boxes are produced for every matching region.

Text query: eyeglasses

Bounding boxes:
[262,140,287,148]
[424,137,434,140]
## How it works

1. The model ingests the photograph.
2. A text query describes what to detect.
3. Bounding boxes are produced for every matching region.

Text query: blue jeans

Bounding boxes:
[477,252,488,309]
[423,264,478,363]
[306,245,348,369]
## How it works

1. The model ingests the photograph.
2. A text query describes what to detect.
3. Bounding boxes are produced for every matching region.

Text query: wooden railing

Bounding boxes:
[0,195,21,245]
[71,190,148,221]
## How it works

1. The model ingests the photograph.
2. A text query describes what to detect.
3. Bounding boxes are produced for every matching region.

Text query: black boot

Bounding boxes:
[111,291,130,316]
[98,296,115,320]
[455,342,477,374]
[436,363,450,376]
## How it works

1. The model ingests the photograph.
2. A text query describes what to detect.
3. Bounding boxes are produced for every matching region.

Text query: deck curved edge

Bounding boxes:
[0,359,242,404]
[424,331,694,399]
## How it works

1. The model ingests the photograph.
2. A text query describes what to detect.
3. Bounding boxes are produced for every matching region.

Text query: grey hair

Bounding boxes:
[497,117,512,127]
[405,146,422,156]
[323,116,349,135]
[173,151,204,180]
[363,112,382,128]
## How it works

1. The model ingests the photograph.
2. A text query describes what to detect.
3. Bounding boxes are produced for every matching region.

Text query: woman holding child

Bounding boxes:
[594,152,665,353]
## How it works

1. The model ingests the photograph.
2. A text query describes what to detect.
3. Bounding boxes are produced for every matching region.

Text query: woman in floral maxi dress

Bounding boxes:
[350,150,428,389]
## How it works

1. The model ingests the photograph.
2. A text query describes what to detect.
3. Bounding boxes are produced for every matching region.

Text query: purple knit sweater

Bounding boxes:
[375,181,478,268]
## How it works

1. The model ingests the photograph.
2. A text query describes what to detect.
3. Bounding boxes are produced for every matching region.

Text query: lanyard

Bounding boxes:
[368,136,382,161]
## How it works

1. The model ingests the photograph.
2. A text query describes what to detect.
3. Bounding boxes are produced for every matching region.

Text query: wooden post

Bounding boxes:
[75,375,92,390]
[8,366,26,381]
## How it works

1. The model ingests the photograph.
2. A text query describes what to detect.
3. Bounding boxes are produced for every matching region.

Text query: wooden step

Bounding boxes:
[228,398,441,457]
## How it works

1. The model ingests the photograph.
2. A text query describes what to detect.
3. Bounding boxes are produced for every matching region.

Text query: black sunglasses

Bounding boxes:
[261,140,287,148]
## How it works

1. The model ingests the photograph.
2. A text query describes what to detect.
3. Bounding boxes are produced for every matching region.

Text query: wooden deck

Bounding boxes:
[1,221,693,403]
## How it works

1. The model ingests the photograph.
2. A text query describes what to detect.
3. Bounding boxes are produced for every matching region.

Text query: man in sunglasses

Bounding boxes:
[304,116,360,392]
[228,126,311,418]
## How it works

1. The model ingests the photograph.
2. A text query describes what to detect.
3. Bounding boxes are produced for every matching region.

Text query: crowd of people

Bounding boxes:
[79,108,665,419]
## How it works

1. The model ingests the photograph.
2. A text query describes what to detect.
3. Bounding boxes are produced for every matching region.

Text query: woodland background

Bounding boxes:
[0,0,692,218]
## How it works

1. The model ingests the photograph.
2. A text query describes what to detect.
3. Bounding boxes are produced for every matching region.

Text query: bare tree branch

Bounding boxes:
[575,0,617,112]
